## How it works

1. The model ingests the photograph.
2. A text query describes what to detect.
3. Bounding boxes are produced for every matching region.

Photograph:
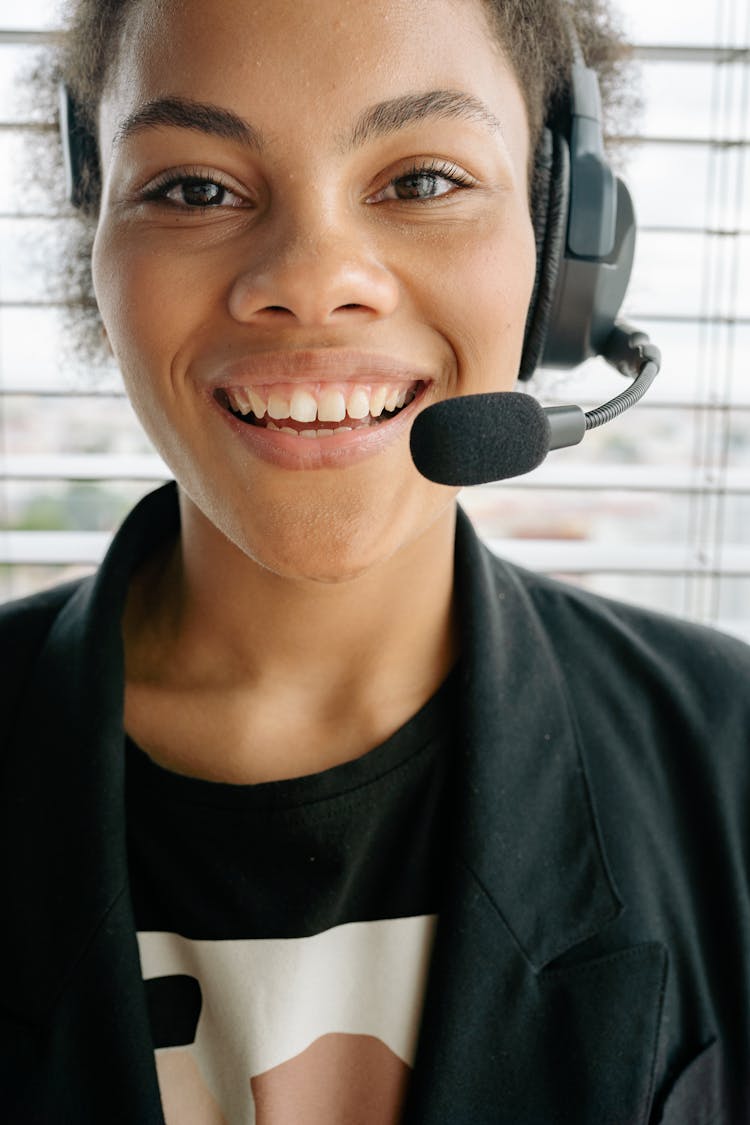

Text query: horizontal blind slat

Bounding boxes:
[1,454,169,480]
[486,540,750,575]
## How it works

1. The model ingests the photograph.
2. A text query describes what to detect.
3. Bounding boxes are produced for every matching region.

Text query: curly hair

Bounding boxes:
[31,0,637,364]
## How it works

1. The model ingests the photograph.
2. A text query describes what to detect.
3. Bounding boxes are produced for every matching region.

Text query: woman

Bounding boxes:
[2,0,749,1121]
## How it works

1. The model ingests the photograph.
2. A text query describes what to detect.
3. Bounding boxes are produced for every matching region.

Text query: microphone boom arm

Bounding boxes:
[545,322,662,451]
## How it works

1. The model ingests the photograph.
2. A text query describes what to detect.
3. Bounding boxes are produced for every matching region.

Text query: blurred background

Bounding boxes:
[0,0,748,640]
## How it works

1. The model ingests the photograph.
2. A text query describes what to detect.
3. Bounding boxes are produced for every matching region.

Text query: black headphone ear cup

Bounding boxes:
[59,85,100,212]
[519,128,570,381]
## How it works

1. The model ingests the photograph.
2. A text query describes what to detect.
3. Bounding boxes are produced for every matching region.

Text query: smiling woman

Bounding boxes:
[88,0,536,599]
[2,2,750,1123]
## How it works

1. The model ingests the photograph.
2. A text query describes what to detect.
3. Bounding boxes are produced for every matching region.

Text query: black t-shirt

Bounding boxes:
[125,669,457,1124]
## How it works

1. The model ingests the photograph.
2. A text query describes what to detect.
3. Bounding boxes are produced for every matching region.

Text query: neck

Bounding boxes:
[124,494,458,783]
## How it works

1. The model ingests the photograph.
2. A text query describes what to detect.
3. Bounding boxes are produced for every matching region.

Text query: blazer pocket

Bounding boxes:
[656,1040,724,1125]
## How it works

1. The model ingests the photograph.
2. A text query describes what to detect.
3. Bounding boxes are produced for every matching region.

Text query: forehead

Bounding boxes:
[106,0,525,146]
[119,0,497,71]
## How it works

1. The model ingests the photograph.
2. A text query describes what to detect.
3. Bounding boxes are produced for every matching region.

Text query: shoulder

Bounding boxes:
[0,579,86,644]
[0,579,90,718]
[492,550,750,692]
[487,550,750,772]
[487,552,750,873]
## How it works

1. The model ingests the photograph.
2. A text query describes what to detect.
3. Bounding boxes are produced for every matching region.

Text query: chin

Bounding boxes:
[242,524,399,585]
[178,473,453,587]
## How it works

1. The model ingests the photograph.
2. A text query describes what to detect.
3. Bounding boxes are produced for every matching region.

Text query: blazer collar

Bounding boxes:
[1,483,181,1025]
[450,505,622,969]
[2,486,620,1025]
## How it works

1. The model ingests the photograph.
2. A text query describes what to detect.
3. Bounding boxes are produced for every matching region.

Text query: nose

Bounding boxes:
[227,217,401,327]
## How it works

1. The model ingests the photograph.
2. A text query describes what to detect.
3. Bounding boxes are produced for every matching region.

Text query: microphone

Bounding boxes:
[409,393,584,486]
[409,325,661,487]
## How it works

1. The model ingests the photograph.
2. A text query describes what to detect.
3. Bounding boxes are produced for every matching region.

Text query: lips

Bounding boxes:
[206,349,433,468]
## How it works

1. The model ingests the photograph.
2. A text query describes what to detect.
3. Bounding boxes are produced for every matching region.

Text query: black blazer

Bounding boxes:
[2,483,750,1124]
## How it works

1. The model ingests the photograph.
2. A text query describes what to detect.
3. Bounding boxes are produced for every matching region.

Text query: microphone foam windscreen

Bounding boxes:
[409,392,552,486]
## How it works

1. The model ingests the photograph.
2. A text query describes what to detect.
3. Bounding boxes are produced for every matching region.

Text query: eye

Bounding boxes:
[141,172,247,209]
[369,160,475,203]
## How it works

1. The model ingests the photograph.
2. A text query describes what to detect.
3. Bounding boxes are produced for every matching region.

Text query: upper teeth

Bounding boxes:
[225,383,414,423]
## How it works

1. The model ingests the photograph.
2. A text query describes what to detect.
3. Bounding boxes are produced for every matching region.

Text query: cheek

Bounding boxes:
[401,211,536,390]
[92,222,214,380]
[92,225,219,470]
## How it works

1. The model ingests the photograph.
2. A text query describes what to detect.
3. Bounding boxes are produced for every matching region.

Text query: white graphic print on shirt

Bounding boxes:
[137,914,437,1124]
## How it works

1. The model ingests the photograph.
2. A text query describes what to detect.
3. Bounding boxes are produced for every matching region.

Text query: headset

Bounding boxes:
[59,11,660,452]
[59,85,98,214]
[517,15,661,448]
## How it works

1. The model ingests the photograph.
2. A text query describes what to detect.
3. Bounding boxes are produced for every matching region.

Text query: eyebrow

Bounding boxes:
[112,89,502,152]
[345,89,503,150]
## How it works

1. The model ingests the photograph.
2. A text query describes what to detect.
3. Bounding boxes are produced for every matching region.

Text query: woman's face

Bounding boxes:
[93,0,535,582]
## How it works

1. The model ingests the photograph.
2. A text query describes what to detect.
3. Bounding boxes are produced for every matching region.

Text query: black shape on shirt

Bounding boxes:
[144,974,202,1049]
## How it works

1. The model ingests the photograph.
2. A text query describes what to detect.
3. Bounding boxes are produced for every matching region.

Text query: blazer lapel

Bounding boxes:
[407,873,667,1124]
[0,484,180,1122]
[406,509,668,1124]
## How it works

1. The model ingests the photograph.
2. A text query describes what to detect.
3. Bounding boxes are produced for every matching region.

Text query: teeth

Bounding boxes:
[268,392,291,420]
[290,388,318,423]
[369,385,387,417]
[347,387,371,419]
[384,387,401,412]
[226,388,250,414]
[227,381,419,424]
[318,388,347,422]
[252,422,381,439]
[236,388,254,414]
[249,389,267,419]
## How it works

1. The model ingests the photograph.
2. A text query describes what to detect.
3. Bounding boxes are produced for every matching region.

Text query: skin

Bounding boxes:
[93,0,535,783]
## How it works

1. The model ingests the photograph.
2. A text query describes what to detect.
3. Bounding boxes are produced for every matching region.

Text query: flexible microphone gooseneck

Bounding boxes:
[409,323,662,487]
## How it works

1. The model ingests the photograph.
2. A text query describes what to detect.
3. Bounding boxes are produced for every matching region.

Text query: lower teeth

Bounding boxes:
[233,408,404,433]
